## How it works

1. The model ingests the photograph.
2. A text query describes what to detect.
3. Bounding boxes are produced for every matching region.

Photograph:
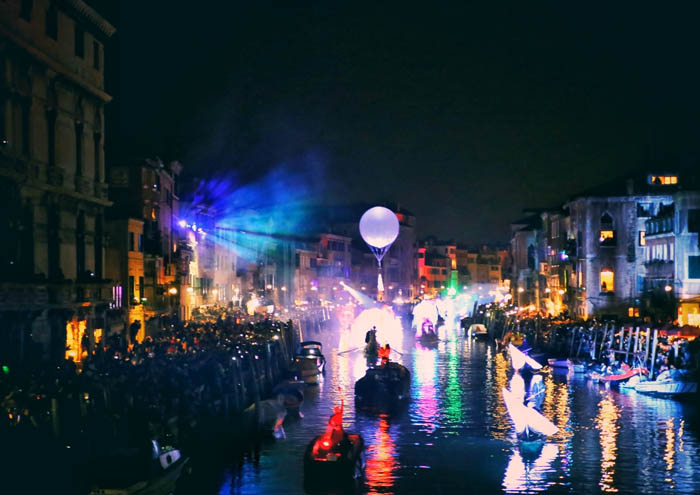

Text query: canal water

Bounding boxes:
[183,322,700,494]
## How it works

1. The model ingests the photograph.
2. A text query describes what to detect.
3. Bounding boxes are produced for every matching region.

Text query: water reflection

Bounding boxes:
[502,443,559,493]
[412,346,438,433]
[665,417,675,488]
[595,395,619,493]
[442,339,463,429]
[486,350,511,441]
[365,416,398,495]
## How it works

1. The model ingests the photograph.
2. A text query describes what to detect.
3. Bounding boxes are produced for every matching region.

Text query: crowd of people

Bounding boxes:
[0,308,297,457]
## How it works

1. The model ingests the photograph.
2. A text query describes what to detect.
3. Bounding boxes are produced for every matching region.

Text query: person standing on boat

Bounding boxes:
[365,326,378,354]
[378,343,391,366]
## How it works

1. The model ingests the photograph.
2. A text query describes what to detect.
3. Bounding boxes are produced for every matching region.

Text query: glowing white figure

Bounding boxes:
[502,387,558,437]
[510,372,526,402]
[412,299,439,330]
[508,344,542,371]
[349,306,404,351]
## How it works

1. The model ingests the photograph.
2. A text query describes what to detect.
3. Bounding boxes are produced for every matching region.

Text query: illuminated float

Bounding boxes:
[503,344,557,458]
[304,397,365,484]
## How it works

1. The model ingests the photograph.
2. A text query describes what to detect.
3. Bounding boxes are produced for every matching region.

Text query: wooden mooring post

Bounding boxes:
[649,329,659,380]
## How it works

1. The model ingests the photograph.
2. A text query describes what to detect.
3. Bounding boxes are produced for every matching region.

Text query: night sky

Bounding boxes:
[96,2,700,243]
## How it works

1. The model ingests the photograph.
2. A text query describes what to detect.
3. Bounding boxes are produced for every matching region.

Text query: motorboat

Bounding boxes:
[467,323,489,340]
[588,364,647,384]
[547,358,586,373]
[294,341,326,384]
[88,441,189,495]
[355,361,410,411]
[633,369,698,397]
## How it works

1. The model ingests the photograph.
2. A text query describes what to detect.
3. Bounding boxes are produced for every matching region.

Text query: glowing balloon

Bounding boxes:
[359,207,399,249]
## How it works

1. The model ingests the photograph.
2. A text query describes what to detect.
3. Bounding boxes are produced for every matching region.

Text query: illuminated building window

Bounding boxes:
[649,175,678,185]
[600,269,614,292]
[639,231,646,246]
[599,230,615,245]
[627,307,640,317]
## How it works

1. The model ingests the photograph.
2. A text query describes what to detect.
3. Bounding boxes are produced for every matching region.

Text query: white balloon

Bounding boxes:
[359,206,399,249]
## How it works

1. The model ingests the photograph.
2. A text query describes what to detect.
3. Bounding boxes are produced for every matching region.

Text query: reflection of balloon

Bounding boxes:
[360,206,399,249]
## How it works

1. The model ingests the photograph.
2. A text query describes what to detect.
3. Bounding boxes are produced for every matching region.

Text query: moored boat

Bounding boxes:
[467,323,489,340]
[588,364,647,384]
[633,369,698,397]
[547,358,586,373]
[88,442,189,495]
[294,341,326,384]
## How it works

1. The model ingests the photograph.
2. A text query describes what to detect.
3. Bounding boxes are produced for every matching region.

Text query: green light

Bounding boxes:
[2,365,9,374]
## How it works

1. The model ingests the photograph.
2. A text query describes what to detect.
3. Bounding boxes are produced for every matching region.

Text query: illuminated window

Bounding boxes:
[627,307,639,317]
[600,269,614,292]
[650,175,678,185]
[639,231,646,246]
[599,230,615,245]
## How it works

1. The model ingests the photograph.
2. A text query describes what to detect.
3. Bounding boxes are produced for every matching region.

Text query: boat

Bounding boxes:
[508,344,543,373]
[418,331,439,346]
[467,323,489,340]
[633,369,698,397]
[88,442,189,495]
[294,341,326,384]
[502,386,558,459]
[304,432,365,482]
[272,379,305,414]
[547,358,586,373]
[243,395,287,438]
[355,361,410,410]
[588,364,647,384]
[304,397,365,484]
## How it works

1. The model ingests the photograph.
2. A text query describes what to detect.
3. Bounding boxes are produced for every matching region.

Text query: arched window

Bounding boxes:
[600,212,616,246]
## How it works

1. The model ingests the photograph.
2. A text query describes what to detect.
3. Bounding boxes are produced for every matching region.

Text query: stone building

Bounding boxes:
[106,158,182,335]
[0,0,115,363]
[644,190,700,324]
[565,174,678,319]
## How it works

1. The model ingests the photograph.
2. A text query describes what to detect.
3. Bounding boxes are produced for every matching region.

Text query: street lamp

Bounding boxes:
[664,284,673,292]
[168,287,178,295]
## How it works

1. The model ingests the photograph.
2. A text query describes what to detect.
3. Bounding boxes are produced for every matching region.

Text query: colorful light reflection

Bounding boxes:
[412,346,439,433]
[595,395,619,493]
[365,416,398,494]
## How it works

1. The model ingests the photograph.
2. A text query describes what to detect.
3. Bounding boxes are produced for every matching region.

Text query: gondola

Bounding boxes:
[355,361,410,410]
[418,332,439,346]
[293,341,326,384]
[303,432,365,482]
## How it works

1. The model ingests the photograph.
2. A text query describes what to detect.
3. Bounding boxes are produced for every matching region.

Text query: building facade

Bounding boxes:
[0,0,115,363]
